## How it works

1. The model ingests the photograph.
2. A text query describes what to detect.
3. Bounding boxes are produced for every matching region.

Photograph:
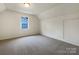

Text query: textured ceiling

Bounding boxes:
[0,3,57,15]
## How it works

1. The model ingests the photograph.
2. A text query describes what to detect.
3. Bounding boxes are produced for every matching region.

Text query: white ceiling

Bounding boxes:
[0,3,57,15]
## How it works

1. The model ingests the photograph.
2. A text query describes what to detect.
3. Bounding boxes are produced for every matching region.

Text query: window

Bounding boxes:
[20,16,29,29]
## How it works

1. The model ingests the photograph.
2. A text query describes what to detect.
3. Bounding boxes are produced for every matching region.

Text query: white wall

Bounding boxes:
[38,4,64,40]
[0,10,40,40]
[38,15,64,40]
[64,19,79,46]
[38,4,79,46]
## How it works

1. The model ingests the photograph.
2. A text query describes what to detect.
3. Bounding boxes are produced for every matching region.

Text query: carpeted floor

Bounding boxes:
[0,35,79,55]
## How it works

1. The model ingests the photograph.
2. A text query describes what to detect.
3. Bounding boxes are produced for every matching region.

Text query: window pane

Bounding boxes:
[21,16,29,29]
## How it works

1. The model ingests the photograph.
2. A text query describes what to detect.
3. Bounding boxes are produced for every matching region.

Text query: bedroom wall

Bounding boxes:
[0,10,40,40]
[38,4,64,40]
[38,4,79,46]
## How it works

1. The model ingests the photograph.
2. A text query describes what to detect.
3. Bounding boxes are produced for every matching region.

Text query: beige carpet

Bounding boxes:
[0,35,79,55]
